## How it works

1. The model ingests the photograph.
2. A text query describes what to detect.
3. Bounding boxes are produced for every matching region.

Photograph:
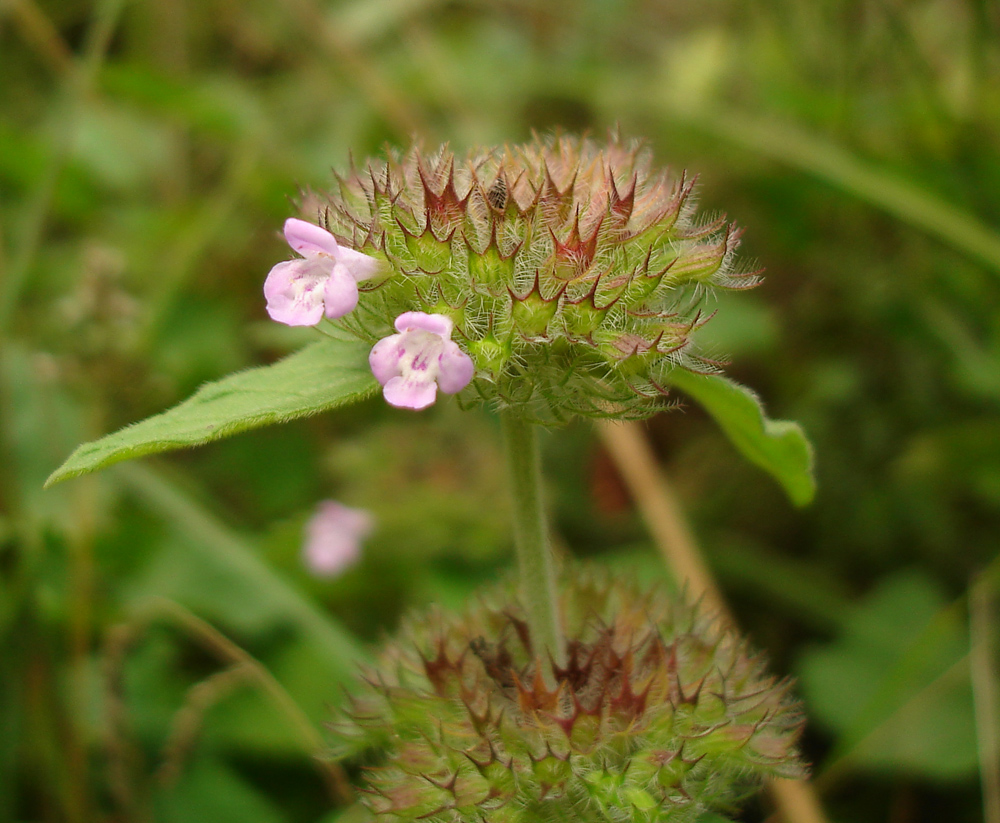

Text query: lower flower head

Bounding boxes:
[333,569,805,822]
[264,218,381,325]
[369,312,475,410]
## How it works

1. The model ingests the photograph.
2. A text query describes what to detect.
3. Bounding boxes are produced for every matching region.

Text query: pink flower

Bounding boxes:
[264,219,381,325]
[369,312,475,410]
[303,501,373,577]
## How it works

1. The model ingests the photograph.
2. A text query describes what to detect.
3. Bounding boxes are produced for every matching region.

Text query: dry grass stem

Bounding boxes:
[146,598,355,805]
[597,420,728,619]
[970,575,1000,823]
[156,664,253,788]
[6,0,73,75]
[597,419,832,823]
[104,599,354,806]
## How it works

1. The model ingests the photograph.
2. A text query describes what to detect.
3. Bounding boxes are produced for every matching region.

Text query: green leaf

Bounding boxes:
[661,100,1000,277]
[46,337,378,487]
[798,571,978,781]
[154,753,286,823]
[666,370,816,506]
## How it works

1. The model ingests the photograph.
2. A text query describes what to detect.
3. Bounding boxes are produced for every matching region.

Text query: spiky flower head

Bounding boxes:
[307,134,758,423]
[332,570,805,823]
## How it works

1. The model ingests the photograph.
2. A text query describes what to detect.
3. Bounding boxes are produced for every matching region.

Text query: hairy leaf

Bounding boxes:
[46,337,377,486]
[667,370,816,506]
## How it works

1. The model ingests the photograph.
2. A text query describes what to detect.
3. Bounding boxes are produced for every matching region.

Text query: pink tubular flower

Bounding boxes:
[264,218,381,325]
[303,501,373,578]
[369,312,475,410]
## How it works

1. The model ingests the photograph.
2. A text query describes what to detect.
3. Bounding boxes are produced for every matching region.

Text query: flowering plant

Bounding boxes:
[287,135,760,422]
[47,134,812,500]
[46,134,816,822]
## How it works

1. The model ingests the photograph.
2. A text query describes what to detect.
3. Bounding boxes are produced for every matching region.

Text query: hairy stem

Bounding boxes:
[500,411,564,667]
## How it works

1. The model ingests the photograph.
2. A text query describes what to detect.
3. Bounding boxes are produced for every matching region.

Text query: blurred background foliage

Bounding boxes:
[1,0,999,821]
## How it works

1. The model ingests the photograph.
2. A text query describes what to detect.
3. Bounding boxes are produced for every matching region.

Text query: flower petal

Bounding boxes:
[323,264,360,319]
[369,335,403,385]
[383,375,438,410]
[284,218,340,256]
[263,260,327,326]
[303,508,361,577]
[336,246,383,282]
[394,311,454,337]
[436,341,475,394]
[304,501,371,577]
[336,504,374,538]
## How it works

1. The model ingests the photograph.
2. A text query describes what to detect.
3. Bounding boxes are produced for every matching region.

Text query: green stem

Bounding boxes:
[500,411,564,667]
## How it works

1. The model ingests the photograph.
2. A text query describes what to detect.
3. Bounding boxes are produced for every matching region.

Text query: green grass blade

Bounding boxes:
[684,108,1000,275]
[119,462,367,676]
[0,0,127,332]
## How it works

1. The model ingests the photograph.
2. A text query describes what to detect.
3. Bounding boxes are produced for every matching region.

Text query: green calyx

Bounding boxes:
[314,134,761,424]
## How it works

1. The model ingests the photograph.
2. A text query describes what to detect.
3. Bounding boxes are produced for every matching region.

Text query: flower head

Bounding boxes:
[332,569,805,822]
[369,312,475,410]
[303,500,373,577]
[264,218,381,325]
[312,133,759,422]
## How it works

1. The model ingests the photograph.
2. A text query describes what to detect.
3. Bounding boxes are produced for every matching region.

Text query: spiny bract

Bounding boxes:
[309,134,759,423]
[332,571,805,823]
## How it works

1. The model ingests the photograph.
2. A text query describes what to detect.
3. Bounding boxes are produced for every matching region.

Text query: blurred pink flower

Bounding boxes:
[303,501,373,577]
[369,312,475,409]
[264,218,381,325]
